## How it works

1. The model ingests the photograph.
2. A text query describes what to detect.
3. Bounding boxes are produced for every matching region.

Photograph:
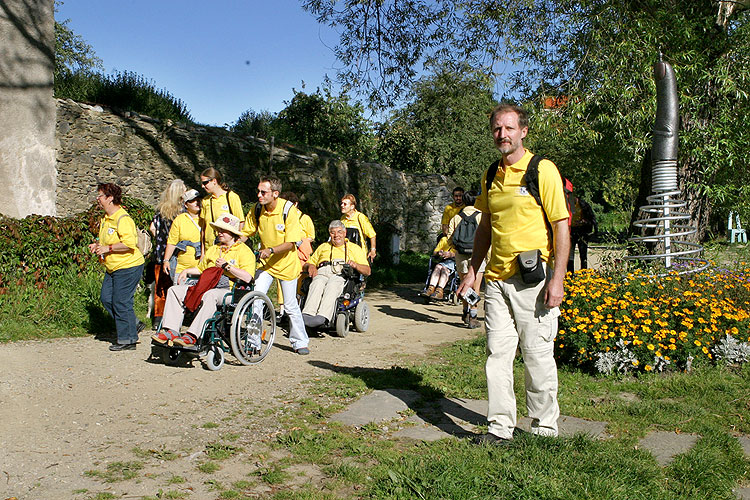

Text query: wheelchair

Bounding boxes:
[419,255,460,305]
[150,280,276,371]
[299,264,370,338]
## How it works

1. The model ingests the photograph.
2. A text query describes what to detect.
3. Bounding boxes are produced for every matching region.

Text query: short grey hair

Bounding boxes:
[328,220,345,231]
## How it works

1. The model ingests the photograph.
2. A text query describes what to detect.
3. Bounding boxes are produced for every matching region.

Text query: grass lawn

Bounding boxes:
[260,334,750,500]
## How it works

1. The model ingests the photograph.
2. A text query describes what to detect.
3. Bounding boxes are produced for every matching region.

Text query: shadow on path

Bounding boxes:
[310,360,485,438]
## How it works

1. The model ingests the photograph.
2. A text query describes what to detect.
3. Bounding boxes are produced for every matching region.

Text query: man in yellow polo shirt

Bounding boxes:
[458,104,570,445]
[441,186,464,236]
[301,220,371,328]
[242,176,310,355]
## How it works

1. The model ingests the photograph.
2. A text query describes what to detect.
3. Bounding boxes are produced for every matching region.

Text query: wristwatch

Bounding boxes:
[269,247,275,254]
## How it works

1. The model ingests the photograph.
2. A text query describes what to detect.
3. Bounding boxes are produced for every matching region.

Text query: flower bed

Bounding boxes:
[557,265,750,374]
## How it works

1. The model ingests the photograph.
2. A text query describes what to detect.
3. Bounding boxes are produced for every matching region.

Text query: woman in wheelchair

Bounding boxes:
[301,220,371,328]
[152,214,256,346]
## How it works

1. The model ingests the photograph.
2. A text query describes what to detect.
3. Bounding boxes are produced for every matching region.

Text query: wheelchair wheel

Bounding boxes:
[335,312,349,338]
[205,345,225,371]
[353,301,369,332]
[161,347,188,367]
[230,291,276,365]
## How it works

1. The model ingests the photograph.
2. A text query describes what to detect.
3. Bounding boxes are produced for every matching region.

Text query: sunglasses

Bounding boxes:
[201,179,213,186]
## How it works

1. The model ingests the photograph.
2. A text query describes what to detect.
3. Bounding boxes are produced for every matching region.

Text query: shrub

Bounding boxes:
[558,264,750,374]
[0,197,154,285]
[55,70,192,123]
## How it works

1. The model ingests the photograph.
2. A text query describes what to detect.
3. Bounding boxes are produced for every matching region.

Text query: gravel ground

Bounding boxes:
[0,284,479,499]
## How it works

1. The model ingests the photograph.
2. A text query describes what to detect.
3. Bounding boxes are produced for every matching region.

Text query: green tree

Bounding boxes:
[273,86,376,160]
[378,63,498,188]
[230,108,278,139]
[303,0,750,239]
[54,2,102,79]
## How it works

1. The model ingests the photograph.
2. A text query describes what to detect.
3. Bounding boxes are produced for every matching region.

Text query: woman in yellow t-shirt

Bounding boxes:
[154,214,256,347]
[163,188,202,280]
[88,183,145,352]
[199,167,244,249]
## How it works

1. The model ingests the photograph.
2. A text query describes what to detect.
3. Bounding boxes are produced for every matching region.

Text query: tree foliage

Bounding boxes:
[54,2,102,79]
[233,86,377,160]
[303,0,750,238]
[377,63,498,189]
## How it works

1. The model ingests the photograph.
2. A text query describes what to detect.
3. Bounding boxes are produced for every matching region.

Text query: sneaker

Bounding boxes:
[432,287,444,300]
[467,317,481,329]
[295,347,310,355]
[137,321,146,333]
[173,334,197,346]
[473,433,511,446]
[424,285,436,296]
[151,329,178,344]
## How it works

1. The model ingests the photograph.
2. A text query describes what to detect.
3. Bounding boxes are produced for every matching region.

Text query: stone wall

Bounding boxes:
[0,0,56,218]
[55,99,457,253]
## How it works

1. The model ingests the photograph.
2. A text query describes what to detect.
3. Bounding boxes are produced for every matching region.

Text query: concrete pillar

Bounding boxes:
[0,0,56,218]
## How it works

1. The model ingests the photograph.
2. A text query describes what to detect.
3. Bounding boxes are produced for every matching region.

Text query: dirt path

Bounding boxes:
[0,284,479,499]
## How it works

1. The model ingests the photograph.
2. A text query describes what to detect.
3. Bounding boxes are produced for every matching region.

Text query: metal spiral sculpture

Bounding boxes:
[625,55,708,274]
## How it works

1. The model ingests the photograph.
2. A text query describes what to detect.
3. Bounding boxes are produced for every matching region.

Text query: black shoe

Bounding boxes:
[109,343,136,351]
[473,433,511,446]
[137,321,146,333]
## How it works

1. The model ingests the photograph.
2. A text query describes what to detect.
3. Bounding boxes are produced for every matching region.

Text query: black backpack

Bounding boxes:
[344,213,365,246]
[452,211,479,255]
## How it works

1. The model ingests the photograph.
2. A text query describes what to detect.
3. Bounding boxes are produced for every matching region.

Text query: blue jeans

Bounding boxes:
[100,264,144,344]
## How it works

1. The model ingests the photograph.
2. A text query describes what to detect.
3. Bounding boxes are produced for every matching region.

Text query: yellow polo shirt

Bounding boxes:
[475,150,569,282]
[308,241,369,268]
[199,241,256,281]
[167,212,202,274]
[200,191,244,248]
[242,199,304,281]
[98,208,145,273]
[433,236,455,255]
[341,210,376,254]
[300,213,316,240]
[441,202,464,226]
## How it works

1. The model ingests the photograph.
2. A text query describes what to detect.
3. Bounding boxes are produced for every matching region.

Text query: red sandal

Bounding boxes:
[151,329,178,344]
[173,333,197,347]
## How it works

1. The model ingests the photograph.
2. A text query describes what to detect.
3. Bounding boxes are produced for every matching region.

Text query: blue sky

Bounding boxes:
[56,0,343,127]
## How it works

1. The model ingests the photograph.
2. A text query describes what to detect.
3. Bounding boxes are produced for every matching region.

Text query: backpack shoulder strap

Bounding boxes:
[523,155,544,207]
[253,202,262,224]
[282,200,293,223]
[457,211,468,222]
[468,211,479,222]
[226,190,235,216]
[485,160,500,194]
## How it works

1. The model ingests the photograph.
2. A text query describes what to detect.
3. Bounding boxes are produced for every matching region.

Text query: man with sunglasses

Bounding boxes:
[242,176,310,355]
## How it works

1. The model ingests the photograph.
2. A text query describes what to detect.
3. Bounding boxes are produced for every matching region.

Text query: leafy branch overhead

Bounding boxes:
[303,0,750,238]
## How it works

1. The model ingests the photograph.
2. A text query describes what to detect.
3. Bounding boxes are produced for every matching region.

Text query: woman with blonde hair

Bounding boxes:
[199,167,244,249]
[149,179,186,326]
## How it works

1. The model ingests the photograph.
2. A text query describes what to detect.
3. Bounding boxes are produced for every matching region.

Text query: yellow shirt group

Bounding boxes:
[341,210,376,254]
[166,212,202,274]
[97,207,146,273]
[242,199,304,281]
[308,240,369,268]
[200,191,244,248]
[475,150,569,282]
